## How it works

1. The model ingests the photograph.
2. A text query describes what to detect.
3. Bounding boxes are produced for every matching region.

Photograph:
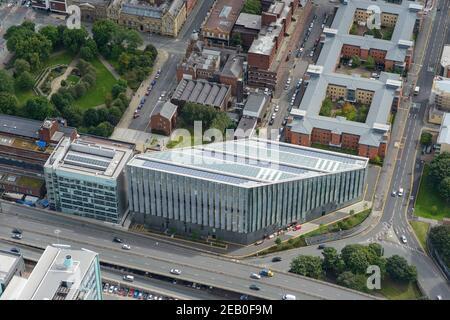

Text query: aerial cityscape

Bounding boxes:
[0,0,449,304]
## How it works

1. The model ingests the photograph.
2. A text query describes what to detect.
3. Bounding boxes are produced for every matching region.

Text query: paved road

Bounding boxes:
[249,0,450,300]
[0,203,379,300]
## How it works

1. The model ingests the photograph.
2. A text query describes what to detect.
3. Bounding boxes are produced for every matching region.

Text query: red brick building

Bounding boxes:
[150,101,178,136]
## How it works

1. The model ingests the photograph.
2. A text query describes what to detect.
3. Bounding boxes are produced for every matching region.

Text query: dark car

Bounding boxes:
[249,284,260,291]
[272,257,282,262]
[12,228,22,235]
[10,248,20,254]
[317,244,326,250]
[113,237,123,243]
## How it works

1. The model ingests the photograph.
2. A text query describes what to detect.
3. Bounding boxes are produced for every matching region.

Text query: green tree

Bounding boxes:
[365,56,376,70]
[14,59,31,75]
[15,71,34,90]
[0,70,15,93]
[83,108,100,127]
[320,97,333,117]
[80,38,98,61]
[429,152,450,185]
[322,247,345,276]
[275,237,282,246]
[106,106,122,126]
[111,80,128,99]
[351,55,361,67]
[242,0,262,15]
[420,132,432,146]
[63,27,88,54]
[92,19,119,56]
[0,92,19,115]
[39,25,60,49]
[341,244,372,274]
[439,177,450,203]
[90,121,114,137]
[61,106,83,127]
[290,255,324,279]
[429,225,450,267]
[23,96,56,120]
[336,271,369,293]
[386,255,417,283]
[231,33,242,47]
[350,23,358,35]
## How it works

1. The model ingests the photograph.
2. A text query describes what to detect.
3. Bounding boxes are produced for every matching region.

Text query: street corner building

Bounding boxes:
[44,136,135,224]
[126,138,368,244]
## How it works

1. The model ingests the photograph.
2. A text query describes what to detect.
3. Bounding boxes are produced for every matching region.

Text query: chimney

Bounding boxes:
[63,255,73,269]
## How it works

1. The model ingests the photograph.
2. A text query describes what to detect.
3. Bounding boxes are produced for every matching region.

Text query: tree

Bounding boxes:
[106,106,122,126]
[61,106,83,127]
[439,177,450,202]
[80,38,98,61]
[111,80,127,99]
[74,82,87,98]
[23,96,56,120]
[420,132,433,146]
[320,97,333,116]
[14,59,31,75]
[290,255,324,279]
[386,255,417,283]
[351,55,361,67]
[231,33,242,47]
[0,70,15,93]
[83,108,100,127]
[15,71,34,90]
[90,121,114,137]
[275,237,282,246]
[341,244,375,274]
[336,271,369,293]
[242,0,262,15]
[365,56,376,70]
[0,92,19,115]
[429,152,450,185]
[92,20,118,55]
[322,247,345,276]
[63,27,88,54]
[350,23,358,35]
[51,91,73,112]
[39,25,60,49]
[429,225,450,267]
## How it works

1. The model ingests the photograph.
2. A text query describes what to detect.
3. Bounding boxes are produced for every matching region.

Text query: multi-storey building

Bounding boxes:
[1,245,102,300]
[430,76,450,112]
[0,250,25,297]
[436,113,450,155]
[126,138,368,244]
[44,136,134,224]
[440,45,450,78]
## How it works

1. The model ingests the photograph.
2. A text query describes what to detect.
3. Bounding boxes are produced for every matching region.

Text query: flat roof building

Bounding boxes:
[436,113,450,155]
[1,245,102,300]
[127,138,368,244]
[44,136,135,224]
[430,76,450,112]
[440,45,450,78]
[0,250,25,297]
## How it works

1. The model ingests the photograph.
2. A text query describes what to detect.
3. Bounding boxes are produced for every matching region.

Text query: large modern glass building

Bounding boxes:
[127,138,368,244]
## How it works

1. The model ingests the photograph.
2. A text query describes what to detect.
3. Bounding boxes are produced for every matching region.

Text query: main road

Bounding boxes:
[0,201,379,300]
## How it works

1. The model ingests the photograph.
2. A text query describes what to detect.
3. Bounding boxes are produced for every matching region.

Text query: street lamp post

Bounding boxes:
[54,229,61,244]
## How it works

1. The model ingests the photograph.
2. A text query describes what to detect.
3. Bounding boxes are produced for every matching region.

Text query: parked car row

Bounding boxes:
[102,282,171,300]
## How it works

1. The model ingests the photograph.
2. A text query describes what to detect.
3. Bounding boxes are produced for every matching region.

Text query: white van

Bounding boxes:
[414,86,420,96]
[123,275,134,282]
[398,188,404,196]
[282,294,297,300]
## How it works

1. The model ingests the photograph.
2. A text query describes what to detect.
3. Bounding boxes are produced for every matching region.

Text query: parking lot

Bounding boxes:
[102,281,175,301]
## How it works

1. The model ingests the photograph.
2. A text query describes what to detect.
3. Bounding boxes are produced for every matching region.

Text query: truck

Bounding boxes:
[414,86,420,96]
[260,268,274,277]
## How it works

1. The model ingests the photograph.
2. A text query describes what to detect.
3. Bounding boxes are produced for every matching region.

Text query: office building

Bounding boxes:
[430,76,450,112]
[44,136,134,224]
[1,245,102,300]
[0,250,25,297]
[436,113,450,155]
[127,138,368,244]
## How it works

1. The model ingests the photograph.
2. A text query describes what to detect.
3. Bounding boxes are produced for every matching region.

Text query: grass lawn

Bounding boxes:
[415,165,450,220]
[39,51,75,72]
[378,278,423,300]
[67,74,80,85]
[73,57,117,110]
[410,221,429,250]
[14,87,36,106]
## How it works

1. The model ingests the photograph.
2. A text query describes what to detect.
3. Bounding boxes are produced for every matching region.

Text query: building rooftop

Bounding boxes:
[437,113,450,146]
[127,138,368,188]
[235,117,258,139]
[433,76,450,93]
[1,246,98,300]
[235,12,262,30]
[202,0,245,35]
[0,250,21,284]
[152,101,178,120]
[242,93,268,118]
[172,79,231,108]
[441,45,450,69]
[44,136,134,180]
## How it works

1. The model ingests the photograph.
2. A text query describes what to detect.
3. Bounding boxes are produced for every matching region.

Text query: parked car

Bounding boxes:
[401,235,407,244]
[12,228,22,235]
[133,112,140,119]
[108,286,114,294]
[133,290,139,299]
[271,113,277,119]
[317,244,326,250]
[122,244,131,250]
[274,105,279,112]
[170,268,181,275]
[151,80,156,86]
[269,118,274,125]
[103,283,109,292]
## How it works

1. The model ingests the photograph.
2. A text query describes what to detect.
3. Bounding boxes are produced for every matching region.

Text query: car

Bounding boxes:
[269,119,274,125]
[249,284,260,291]
[274,105,279,112]
[133,112,140,119]
[12,228,22,235]
[138,292,143,299]
[147,294,153,300]
[113,237,123,243]
[282,294,297,300]
[151,80,156,86]
[114,287,118,294]
[145,91,149,96]
[250,273,261,279]
[122,244,131,250]
[321,24,325,29]
[436,295,442,300]
[240,294,249,300]
[317,244,326,250]
[391,191,396,197]
[255,240,264,245]
[272,257,282,262]
[11,233,22,240]
[271,113,277,119]
[123,275,134,282]
[401,235,407,244]
[108,286,114,294]
[282,119,287,126]
[133,290,139,299]
[309,51,314,57]
[157,69,161,74]
[170,268,181,275]
[143,293,148,299]
[155,73,160,79]
[287,77,291,84]
[310,22,314,28]
[398,188,404,196]
[10,248,20,254]
[103,283,109,292]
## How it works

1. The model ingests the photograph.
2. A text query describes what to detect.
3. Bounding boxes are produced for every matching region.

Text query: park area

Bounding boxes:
[319,97,370,123]
[414,165,450,220]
